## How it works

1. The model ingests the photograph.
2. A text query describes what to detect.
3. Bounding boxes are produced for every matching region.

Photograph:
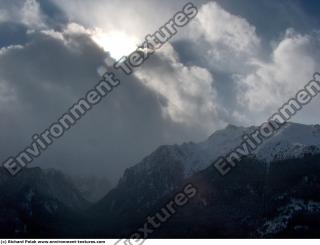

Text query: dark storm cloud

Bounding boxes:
[0,31,208,183]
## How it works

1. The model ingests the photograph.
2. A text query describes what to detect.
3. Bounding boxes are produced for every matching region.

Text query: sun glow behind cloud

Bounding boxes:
[91,30,139,60]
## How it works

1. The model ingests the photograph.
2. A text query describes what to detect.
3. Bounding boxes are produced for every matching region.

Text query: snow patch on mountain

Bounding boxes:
[257,199,320,237]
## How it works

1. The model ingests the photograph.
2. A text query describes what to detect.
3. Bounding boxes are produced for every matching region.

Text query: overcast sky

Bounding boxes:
[0,0,320,183]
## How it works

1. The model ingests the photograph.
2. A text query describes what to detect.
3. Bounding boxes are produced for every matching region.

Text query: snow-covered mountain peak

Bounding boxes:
[124,122,320,182]
[256,122,320,162]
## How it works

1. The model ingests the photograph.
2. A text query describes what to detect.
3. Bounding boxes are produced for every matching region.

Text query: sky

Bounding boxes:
[0,0,320,184]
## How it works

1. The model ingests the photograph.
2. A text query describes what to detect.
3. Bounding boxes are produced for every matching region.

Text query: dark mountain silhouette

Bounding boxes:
[2,123,320,238]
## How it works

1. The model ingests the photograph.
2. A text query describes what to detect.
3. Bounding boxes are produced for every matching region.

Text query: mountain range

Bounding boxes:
[2,122,320,238]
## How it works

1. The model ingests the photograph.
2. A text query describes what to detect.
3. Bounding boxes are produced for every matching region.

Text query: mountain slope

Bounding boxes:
[150,154,320,238]
[95,154,320,238]
[0,167,89,237]
[90,122,320,237]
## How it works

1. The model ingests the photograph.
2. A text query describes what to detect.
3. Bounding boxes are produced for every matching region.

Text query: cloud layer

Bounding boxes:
[1,0,320,182]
